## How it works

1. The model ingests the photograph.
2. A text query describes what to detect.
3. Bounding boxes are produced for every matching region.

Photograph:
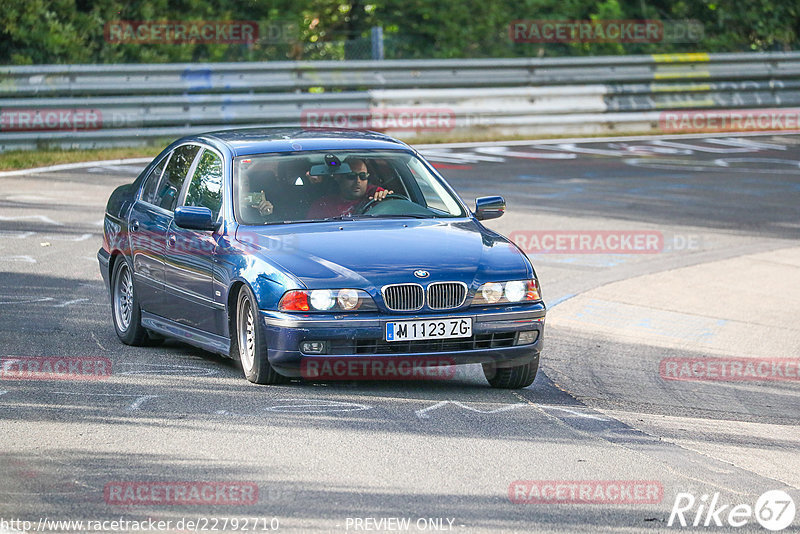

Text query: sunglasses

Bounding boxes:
[342,172,370,181]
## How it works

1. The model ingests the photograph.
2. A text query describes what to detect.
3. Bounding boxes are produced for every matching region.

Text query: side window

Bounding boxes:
[406,157,462,215]
[183,149,224,219]
[155,144,201,211]
[140,155,169,204]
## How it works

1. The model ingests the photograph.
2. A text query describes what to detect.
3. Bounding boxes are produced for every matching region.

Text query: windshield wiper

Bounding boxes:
[260,216,355,225]
[351,213,432,219]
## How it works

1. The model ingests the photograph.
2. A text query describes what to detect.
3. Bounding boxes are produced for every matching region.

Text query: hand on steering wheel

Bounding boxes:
[356,192,409,214]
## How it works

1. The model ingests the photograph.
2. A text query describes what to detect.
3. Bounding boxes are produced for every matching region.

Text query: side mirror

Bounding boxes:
[174,206,219,231]
[474,196,505,221]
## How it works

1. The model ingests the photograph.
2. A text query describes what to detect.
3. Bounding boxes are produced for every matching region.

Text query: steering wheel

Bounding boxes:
[355,193,411,214]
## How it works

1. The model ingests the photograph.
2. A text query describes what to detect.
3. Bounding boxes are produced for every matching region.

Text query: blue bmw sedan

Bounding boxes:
[98,128,546,388]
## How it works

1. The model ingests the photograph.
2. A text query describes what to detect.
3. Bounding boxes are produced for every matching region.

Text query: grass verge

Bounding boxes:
[0,146,163,172]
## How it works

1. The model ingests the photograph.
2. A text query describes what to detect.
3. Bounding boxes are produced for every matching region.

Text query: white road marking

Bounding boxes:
[127,395,159,412]
[473,146,577,159]
[0,296,53,305]
[6,194,53,202]
[548,143,634,157]
[0,256,37,264]
[705,137,787,150]
[713,157,800,169]
[623,158,721,173]
[91,331,108,352]
[545,406,609,421]
[52,298,89,308]
[0,390,8,397]
[47,391,159,411]
[414,130,800,150]
[117,363,218,376]
[0,231,35,239]
[42,233,95,242]
[265,399,372,413]
[415,400,526,419]
[0,215,62,226]
[648,139,754,153]
[420,149,506,164]
[0,231,95,242]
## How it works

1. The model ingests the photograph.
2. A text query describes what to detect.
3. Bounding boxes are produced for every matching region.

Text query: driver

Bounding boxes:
[308,157,393,218]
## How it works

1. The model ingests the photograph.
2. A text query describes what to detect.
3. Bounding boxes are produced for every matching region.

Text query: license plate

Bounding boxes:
[385,318,472,342]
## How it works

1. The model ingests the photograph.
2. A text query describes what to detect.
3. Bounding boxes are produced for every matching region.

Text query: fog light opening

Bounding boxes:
[301,341,328,354]
[516,330,539,345]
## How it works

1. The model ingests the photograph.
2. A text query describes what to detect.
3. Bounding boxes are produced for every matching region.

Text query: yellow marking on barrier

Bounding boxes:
[651,53,710,63]
[0,77,17,91]
[650,83,711,93]
[654,99,716,109]
[654,70,711,80]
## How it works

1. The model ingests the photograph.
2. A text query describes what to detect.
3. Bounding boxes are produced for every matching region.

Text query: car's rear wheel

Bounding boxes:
[235,285,287,385]
[482,354,539,389]
[111,257,148,346]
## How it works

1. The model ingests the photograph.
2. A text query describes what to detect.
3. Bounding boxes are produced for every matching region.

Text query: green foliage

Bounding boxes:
[0,0,797,64]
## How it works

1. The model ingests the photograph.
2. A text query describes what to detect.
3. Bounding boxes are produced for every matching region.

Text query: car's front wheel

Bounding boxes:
[482,354,539,389]
[111,256,148,346]
[234,285,287,385]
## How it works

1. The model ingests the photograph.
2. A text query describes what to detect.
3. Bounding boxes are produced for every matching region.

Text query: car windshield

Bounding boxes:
[233,150,465,224]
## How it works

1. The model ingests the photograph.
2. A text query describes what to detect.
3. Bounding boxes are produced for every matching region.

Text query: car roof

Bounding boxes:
[187,127,412,157]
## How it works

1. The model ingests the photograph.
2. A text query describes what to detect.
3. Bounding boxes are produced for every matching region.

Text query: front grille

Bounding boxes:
[427,282,467,310]
[382,284,424,311]
[327,332,517,355]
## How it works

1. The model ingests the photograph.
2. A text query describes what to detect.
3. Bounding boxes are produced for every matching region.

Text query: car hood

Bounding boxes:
[235,219,532,290]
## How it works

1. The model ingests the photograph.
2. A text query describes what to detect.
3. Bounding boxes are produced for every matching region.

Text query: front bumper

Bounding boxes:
[260,303,545,377]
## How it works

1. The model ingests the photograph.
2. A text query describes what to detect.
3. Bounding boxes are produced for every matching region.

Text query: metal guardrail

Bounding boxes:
[1,52,799,151]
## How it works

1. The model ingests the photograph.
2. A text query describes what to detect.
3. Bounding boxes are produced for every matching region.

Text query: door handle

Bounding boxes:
[168,235,176,247]
[130,220,140,232]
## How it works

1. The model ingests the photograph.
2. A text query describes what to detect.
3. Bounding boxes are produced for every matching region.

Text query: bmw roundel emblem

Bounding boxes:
[414,270,430,279]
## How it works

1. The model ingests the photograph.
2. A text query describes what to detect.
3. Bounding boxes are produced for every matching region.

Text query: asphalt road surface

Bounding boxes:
[0,132,798,534]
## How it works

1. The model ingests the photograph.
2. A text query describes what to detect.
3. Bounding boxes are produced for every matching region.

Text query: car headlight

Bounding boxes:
[471,279,541,306]
[279,289,377,312]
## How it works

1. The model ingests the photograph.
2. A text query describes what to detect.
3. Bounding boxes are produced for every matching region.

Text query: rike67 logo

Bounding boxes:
[668,490,796,531]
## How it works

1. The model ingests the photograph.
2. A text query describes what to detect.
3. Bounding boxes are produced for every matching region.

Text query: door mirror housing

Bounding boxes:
[174,206,219,231]
[474,196,505,221]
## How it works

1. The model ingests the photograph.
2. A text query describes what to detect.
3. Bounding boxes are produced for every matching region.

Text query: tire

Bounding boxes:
[233,285,287,385]
[111,256,148,346]
[482,354,539,389]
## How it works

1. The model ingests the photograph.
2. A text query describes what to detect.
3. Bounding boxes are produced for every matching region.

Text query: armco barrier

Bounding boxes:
[1,51,799,150]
